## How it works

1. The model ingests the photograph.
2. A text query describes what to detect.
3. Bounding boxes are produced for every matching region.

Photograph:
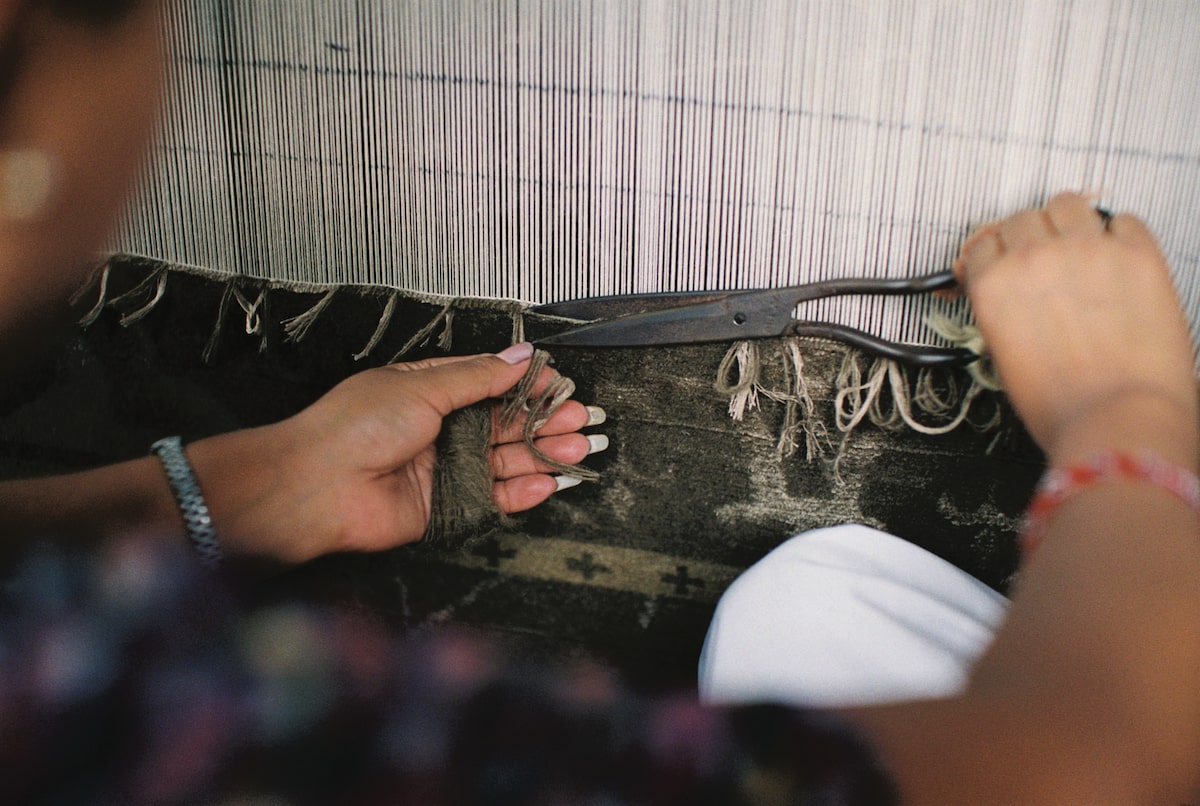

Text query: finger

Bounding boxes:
[493,473,569,514]
[998,207,1058,253]
[956,225,1005,285]
[388,353,480,373]
[492,399,597,444]
[1107,212,1162,255]
[491,432,607,479]
[389,342,535,415]
[959,221,1002,256]
[1044,191,1106,237]
[510,365,569,401]
[953,222,1002,281]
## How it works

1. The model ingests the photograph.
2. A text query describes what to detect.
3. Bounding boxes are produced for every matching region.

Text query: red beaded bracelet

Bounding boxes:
[1021,450,1200,559]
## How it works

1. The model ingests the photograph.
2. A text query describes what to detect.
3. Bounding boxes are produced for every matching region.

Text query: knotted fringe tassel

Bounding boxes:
[282,288,337,343]
[835,351,1001,434]
[232,286,269,352]
[353,291,398,361]
[716,328,1000,464]
[766,339,831,460]
[73,261,112,326]
[834,349,1001,446]
[925,312,1002,392]
[233,287,266,336]
[202,281,238,364]
[74,262,170,328]
[831,350,998,475]
[111,267,169,326]
[390,300,456,363]
[716,340,830,459]
[715,341,763,420]
[423,349,598,546]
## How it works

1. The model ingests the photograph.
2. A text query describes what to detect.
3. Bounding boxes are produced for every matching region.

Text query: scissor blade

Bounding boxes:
[530,290,734,321]
[536,293,795,347]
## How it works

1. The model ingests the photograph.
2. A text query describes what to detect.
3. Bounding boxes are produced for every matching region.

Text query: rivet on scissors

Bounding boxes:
[733,312,747,326]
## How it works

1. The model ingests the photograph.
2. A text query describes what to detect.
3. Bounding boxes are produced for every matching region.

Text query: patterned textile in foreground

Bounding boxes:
[0,536,898,804]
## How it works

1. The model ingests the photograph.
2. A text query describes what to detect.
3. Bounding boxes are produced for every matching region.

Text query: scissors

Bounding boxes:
[531,269,976,368]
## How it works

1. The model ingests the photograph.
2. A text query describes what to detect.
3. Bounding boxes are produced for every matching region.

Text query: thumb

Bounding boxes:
[396,342,535,416]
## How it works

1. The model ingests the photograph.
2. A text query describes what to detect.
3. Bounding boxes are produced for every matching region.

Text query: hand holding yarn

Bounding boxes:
[186,343,600,565]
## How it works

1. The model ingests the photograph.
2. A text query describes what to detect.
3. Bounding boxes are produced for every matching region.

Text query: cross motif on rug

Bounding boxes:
[565,552,611,581]
[661,564,705,596]
[471,536,517,568]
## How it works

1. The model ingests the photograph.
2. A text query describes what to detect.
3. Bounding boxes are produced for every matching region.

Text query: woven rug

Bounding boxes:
[0,256,1041,688]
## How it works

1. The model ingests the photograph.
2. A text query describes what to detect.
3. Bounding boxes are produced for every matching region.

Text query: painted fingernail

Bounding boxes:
[554,475,583,492]
[586,434,609,455]
[496,342,534,365]
[585,405,607,426]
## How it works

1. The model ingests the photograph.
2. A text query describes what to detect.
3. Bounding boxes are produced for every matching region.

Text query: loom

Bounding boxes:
[5,0,1196,683]
[116,0,1200,353]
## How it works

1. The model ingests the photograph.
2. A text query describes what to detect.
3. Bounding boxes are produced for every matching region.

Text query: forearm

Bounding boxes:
[0,423,316,570]
[0,454,185,562]
[184,423,319,566]
[852,400,1200,803]
[976,492,1200,792]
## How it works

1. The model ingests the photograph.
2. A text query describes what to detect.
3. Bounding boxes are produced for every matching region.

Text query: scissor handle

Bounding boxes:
[533,270,959,320]
[783,269,958,304]
[785,321,976,368]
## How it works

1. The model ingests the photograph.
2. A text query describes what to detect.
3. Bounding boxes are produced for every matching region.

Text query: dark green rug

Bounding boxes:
[0,256,1041,689]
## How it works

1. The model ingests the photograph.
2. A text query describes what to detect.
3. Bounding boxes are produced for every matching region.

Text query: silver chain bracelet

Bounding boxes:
[150,436,222,569]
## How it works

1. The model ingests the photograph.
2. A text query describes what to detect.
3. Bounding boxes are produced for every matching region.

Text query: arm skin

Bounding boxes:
[0,453,183,565]
[845,193,1200,804]
[0,350,598,571]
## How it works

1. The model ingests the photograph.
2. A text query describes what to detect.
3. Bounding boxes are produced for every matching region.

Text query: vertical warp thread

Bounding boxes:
[110,1,1200,359]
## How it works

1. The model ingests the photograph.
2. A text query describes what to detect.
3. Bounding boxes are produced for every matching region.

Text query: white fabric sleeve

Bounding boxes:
[698,523,1009,708]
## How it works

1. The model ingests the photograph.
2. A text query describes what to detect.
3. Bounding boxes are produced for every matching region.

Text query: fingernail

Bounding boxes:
[496,342,534,365]
[554,475,583,492]
[585,405,607,426]
[586,434,609,454]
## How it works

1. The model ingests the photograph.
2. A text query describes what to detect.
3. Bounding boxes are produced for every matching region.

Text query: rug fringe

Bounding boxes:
[282,288,337,343]
[390,299,456,363]
[762,339,831,460]
[714,333,1001,464]
[74,261,112,327]
[202,281,238,364]
[116,268,169,326]
[353,291,398,361]
[714,341,763,421]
